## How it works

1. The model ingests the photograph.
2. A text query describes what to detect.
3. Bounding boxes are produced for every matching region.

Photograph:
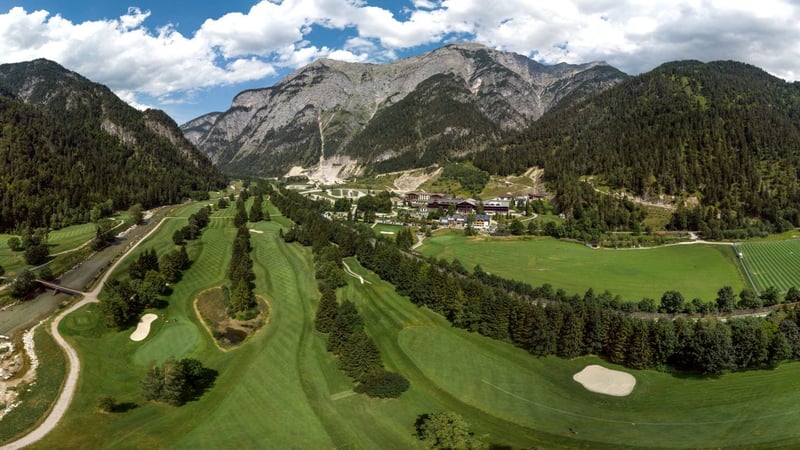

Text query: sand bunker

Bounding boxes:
[130,314,158,341]
[249,229,264,234]
[573,365,636,396]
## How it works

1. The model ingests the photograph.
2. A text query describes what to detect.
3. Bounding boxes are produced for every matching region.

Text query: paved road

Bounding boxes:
[1,216,172,450]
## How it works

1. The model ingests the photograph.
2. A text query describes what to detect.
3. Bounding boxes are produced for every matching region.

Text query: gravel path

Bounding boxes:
[1,217,171,450]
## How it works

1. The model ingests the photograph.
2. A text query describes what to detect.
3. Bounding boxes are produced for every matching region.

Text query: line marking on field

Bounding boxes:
[330,390,358,400]
[481,379,799,426]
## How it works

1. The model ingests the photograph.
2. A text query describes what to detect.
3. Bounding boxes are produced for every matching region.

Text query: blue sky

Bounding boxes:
[1,1,799,124]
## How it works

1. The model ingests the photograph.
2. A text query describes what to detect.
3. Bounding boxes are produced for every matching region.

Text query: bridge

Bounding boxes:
[36,280,86,297]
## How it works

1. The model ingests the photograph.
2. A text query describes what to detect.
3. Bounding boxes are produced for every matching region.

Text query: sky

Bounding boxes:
[1,0,799,124]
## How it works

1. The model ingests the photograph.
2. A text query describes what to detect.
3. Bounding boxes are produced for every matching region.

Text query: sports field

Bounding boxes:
[15,202,800,449]
[419,232,746,302]
[738,240,800,293]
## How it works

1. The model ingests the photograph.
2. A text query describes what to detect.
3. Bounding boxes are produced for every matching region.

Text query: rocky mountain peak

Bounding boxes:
[182,43,628,178]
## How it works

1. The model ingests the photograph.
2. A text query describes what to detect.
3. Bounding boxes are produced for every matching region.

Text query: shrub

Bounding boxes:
[355,370,410,398]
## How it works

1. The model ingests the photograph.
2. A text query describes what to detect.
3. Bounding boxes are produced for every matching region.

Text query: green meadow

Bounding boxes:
[12,201,800,449]
[418,232,747,302]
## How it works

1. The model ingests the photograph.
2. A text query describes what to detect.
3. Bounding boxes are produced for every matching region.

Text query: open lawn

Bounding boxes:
[419,232,746,302]
[738,240,800,293]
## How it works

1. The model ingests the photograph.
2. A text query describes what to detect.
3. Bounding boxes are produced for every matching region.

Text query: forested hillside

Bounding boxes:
[475,61,800,235]
[0,59,226,232]
[348,73,502,173]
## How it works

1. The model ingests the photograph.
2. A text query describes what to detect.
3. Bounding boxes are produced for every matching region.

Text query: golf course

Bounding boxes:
[6,199,800,449]
[418,232,749,302]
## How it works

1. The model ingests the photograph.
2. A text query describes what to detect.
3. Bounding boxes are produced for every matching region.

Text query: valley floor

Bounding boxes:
[6,199,800,448]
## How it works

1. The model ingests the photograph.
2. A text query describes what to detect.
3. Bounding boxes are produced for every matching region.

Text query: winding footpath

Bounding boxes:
[1,217,172,450]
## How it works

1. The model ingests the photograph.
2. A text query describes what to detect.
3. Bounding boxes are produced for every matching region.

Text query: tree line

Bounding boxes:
[228,195,258,318]
[273,188,410,397]
[271,185,800,376]
[99,207,209,329]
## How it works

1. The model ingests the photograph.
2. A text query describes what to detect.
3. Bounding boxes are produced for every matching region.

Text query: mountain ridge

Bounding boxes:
[473,59,800,234]
[0,59,227,231]
[182,43,627,178]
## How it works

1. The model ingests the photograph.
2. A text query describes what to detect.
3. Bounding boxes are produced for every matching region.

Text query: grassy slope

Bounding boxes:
[29,201,391,449]
[419,233,745,302]
[343,257,800,449]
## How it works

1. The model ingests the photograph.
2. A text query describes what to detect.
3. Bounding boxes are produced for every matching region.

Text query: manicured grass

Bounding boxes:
[738,240,800,293]
[27,208,347,448]
[419,233,746,302]
[343,257,800,449]
[0,213,130,281]
[47,223,97,254]
[15,200,800,449]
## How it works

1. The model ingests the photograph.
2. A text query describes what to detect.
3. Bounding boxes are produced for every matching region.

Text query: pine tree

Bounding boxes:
[627,320,653,369]
[339,331,383,381]
[249,195,264,222]
[315,286,339,333]
[327,300,363,354]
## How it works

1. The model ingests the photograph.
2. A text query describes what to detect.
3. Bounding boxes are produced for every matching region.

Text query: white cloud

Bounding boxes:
[2,0,800,121]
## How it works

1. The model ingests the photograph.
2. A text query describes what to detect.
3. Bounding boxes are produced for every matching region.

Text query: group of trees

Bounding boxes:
[653,285,798,314]
[415,412,483,450]
[304,215,409,397]
[7,228,50,265]
[248,193,270,222]
[101,248,168,328]
[178,206,212,242]
[272,186,800,376]
[100,208,208,328]
[228,223,257,317]
[92,217,120,250]
[5,228,51,298]
[355,191,392,223]
[140,356,217,406]
[227,193,264,318]
[395,227,416,250]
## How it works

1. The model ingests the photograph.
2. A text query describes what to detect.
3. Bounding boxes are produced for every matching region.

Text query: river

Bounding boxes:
[0,208,172,336]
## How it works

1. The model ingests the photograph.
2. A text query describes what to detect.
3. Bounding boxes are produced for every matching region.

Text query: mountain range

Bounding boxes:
[181,43,627,178]
[2,43,800,234]
[0,59,226,231]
